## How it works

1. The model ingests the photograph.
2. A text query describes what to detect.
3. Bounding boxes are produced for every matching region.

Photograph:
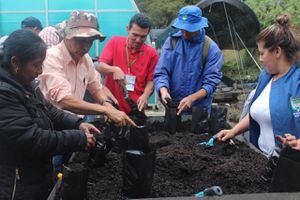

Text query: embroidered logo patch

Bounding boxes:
[291,97,300,118]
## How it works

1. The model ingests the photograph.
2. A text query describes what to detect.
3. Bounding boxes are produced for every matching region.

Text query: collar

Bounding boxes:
[125,37,145,53]
[60,41,82,65]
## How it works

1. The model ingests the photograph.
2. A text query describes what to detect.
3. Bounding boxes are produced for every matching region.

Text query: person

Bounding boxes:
[277,134,300,150]
[39,20,66,48]
[153,5,223,115]
[21,16,43,34]
[39,11,135,127]
[97,13,159,114]
[0,29,99,200]
[217,14,300,158]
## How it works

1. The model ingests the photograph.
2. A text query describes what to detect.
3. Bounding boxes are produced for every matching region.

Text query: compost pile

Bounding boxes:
[87,120,270,199]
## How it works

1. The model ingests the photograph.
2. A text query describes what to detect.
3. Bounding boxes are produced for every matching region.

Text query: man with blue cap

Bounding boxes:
[154,5,223,115]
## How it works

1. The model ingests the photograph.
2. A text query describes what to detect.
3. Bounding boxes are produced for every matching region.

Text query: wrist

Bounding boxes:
[76,118,84,129]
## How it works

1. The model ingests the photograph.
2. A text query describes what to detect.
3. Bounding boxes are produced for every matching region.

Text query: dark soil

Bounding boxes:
[87,121,270,199]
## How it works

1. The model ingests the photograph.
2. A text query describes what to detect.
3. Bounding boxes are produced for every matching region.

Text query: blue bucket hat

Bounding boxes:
[172,6,208,32]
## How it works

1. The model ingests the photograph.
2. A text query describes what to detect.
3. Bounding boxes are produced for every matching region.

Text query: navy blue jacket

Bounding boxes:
[249,64,300,148]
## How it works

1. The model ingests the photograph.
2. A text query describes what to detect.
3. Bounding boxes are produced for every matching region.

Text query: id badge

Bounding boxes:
[291,97,300,118]
[125,75,136,92]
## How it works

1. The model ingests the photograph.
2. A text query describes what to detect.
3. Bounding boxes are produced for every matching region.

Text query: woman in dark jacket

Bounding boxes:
[0,29,98,199]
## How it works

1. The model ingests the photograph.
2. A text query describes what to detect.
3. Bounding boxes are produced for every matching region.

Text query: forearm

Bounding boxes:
[159,87,169,95]
[59,96,107,115]
[231,114,250,136]
[190,88,207,102]
[143,81,154,98]
[96,62,117,75]
[91,88,109,104]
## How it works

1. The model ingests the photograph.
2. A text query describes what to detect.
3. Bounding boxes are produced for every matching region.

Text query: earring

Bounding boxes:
[16,66,19,73]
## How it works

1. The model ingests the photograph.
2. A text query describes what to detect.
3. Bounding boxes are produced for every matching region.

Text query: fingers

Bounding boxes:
[85,133,96,150]
[126,116,137,127]
[285,133,296,141]
[217,130,231,141]
[177,101,187,115]
[89,125,100,134]
[275,134,286,144]
[137,101,146,111]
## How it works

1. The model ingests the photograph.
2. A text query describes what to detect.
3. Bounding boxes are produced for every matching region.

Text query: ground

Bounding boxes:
[86,115,269,200]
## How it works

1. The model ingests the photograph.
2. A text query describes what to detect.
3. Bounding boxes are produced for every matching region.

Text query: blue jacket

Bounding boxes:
[249,64,300,148]
[153,30,223,112]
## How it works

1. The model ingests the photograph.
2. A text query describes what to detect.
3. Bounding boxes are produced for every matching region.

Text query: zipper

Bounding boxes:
[11,168,20,200]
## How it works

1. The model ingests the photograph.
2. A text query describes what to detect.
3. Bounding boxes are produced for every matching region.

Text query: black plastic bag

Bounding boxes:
[192,107,209,134]
[126,125,150,152]
[209,106,228,134]
[122,150,156,198]
[87,133,112,168]
[102,122,128,154]
[61,163,88,200]
[271,147,300,192]
[164,100,181,134]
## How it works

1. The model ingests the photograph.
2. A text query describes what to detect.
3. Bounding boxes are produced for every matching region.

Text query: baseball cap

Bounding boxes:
[21,16,43,30]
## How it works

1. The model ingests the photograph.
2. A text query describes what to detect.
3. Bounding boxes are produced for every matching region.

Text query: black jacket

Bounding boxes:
[0,67,87,200]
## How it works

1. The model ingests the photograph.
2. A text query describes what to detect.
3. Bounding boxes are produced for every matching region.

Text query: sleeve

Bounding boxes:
[86,57,102,95]
[36,89,83,131]
[153,37,173,93]
[0,90,86,159]
[98,37,115,65]
[39,52,73,103]
[201,42,223,97]
[146,49,159,81]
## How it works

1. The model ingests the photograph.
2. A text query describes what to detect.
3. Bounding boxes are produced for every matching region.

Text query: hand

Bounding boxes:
[137,94,148,111]
[79,122,100,150]
[113,67,125,89]
[217,129,236,141]
[105,106,137,127]
[276,133,300,150]
[160,87,171,105]
[177,95,194,115]
[84,132,96,150]
[79,122,100,134]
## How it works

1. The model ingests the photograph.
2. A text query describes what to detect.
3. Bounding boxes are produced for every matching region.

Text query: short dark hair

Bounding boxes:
[21,16,43,30]
[129,13,151,30]
[2,29,47,69]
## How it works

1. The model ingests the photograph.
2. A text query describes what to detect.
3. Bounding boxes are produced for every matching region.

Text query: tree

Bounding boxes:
[244,0,300,29]
[135,0,199,28]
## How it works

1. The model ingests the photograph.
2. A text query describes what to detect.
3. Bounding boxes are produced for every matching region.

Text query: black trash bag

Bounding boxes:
[126,125,150,152]
[164,100,181,134]
[271,147,300,192]
[122,150,156,198]
[209,106,228,134]
[61,163,88,200]
[129,107,148,126]
[87,133,112,168]
[102,122,128,154]
[192,107,209,134]
[261,156,278,183]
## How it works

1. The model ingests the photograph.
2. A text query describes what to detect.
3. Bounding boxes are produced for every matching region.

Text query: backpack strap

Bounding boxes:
[171,35,213,69]
[201,35,213,69]
[171,37,179,49]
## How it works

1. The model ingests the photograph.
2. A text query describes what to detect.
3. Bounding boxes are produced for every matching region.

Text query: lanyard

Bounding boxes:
[125,44,142,74]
